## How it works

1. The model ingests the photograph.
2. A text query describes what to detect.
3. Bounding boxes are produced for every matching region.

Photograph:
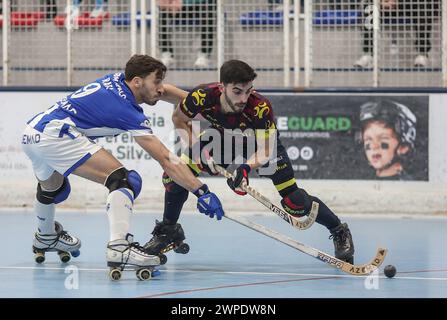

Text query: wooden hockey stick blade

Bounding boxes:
[225,211,387,276]
[215,164,318,230]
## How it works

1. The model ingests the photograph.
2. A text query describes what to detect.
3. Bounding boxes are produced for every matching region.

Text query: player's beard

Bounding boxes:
[145,99,157,106]
[141,88,159,105]
[224,92,246,114]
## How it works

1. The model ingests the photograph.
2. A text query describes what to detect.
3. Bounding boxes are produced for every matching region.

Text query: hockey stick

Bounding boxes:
[214,164,318,230]
[225,211,387,276]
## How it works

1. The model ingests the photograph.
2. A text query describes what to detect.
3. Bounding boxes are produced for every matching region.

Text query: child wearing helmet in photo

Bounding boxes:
[359,100,417,180]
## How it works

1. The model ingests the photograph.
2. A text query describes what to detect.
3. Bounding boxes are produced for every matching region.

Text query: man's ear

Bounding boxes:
[133,77,142,88]
[397,145,410,156]
[218,83,225,93]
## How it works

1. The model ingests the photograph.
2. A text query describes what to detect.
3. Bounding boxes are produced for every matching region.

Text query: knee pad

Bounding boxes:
[36,177,71,205]
[280,188,312,217]
[105,167,142,200]
[162,172,188,195]
[127,170,142,199]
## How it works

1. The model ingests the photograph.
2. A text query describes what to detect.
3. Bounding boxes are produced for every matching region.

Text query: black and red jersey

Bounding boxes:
[179,83,277,133]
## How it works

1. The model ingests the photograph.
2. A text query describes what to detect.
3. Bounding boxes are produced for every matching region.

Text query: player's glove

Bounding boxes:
[227,164,251,196]
[197,149,219,176]
[193,184,225,221]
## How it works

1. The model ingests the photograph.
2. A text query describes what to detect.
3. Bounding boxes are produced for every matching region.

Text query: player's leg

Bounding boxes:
[73,149,160,267]
[261,148,354,262]
[32,171,81,256]
[143,137,225,257]
[22,125,158,267]
[143,162,195,257]
[159,134,226,226]
[21,127,82,257]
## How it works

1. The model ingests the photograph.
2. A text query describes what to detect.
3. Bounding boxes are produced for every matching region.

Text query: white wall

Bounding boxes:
[1,91,446,215]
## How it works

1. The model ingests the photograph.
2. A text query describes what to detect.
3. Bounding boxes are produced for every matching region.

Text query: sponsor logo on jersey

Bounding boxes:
[192,89,206,106]
[22,134,41,144]
[113,73,127,99]
[266,120,276,130]
[254,102,270,119]
[140,119,152,128]
[181,99,195,117]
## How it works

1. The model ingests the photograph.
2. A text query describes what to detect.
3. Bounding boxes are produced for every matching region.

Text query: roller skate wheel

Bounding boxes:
[174,243,190,254]
[71,250,80,257]
[34,252,45,264]
[136,268,152,281]
[58,251,71,263]
[109,268,122,281]
[159,254,167,265]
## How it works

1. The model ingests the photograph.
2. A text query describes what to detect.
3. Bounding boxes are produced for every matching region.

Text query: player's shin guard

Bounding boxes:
[329,223,355,263]
[162,172,189,224]
[106,188,134,241]
[281,189,341,230]
[34,178,71,234]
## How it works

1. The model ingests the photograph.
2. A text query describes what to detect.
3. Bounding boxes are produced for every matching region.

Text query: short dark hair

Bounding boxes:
[220,60,257,85]
[125,55,167,81]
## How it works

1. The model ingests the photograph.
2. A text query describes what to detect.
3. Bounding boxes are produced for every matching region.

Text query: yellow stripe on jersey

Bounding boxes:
[255,128,277,139]
[180,154,202,174]
[274,178,296,191]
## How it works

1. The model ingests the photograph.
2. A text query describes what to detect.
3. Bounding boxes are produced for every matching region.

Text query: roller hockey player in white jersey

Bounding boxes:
[22,55,224,279]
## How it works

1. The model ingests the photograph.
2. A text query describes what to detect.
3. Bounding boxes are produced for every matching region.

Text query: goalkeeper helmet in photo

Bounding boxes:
[359,100,417,149]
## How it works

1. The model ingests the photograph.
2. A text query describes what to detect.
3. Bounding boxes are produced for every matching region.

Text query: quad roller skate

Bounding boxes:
[107,233,161,281]
[32,221,81,264]
[143,220,190,265]
[329,222,355,264]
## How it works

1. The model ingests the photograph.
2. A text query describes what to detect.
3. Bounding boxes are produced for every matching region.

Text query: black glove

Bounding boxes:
[227,164,251,196]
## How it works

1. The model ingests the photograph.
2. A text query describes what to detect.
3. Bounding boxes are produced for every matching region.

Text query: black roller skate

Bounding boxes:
[32,221,81,264]
[143,220,190,265]
[329,222,355,264]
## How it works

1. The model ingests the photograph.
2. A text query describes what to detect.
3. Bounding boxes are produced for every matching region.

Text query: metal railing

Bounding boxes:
[0,0,444,88]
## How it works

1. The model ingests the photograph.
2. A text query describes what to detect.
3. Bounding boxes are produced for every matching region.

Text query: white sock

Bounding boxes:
[106,188,134,242]
[35,200,56,234]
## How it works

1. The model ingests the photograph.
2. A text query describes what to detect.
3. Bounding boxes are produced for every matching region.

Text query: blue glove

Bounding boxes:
[193,184,225,220]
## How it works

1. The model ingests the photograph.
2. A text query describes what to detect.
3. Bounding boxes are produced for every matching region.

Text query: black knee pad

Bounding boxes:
[280,188,312,217]
[36,177,71,205]
[105,167,142,199]
[162,172,188,195]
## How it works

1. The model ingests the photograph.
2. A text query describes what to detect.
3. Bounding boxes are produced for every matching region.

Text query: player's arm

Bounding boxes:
[172,104,195,149]
[246,99,277,171]
[135,134,201,191]
[135,134,225,220]
[161,84,188,105]
[227,99,277,196]
[171,87,203,149]
[226,131,275,196]
[246,131,275,170]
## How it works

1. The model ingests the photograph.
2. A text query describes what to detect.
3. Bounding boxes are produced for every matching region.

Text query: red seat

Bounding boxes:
[10,11,44,26]
[54,11,110,28]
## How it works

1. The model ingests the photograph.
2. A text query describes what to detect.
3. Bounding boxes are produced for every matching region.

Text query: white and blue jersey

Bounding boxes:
[22,73,153,180]
[27,72,153,139]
